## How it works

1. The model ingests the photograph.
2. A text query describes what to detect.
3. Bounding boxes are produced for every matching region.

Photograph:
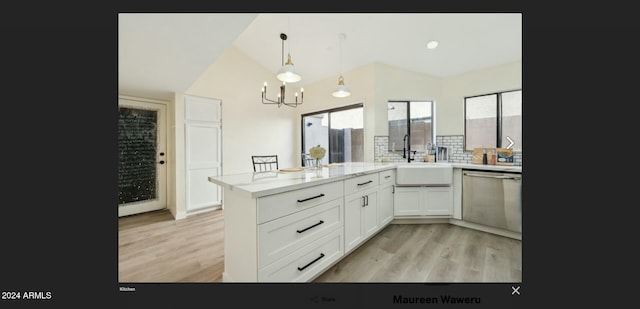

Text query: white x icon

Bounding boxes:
[511,286,520,295]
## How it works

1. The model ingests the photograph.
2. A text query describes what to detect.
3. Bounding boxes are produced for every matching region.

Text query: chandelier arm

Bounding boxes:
[261,32,304,108]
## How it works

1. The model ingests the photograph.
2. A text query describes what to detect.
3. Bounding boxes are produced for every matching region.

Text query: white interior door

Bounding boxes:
[118,96,167,217]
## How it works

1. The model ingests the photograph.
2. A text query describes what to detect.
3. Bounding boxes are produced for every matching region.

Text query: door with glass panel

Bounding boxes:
[118,96,167,217]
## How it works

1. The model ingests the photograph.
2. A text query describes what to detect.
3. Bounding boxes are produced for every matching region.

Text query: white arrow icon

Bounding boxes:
[505,136,514,149]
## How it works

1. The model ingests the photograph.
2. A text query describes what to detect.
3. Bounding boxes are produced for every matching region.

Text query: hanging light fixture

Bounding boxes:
[276,33,302,83]
[332,33,351,98]
[261,33,303,108]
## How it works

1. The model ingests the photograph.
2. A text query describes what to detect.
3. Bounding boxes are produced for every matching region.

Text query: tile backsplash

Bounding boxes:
[374,135,522,166]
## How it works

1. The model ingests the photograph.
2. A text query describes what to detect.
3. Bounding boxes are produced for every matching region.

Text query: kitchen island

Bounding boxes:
[208,162,396,282]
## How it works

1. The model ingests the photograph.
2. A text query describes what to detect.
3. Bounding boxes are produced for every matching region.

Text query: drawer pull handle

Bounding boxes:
[297,193,325,203]
[384,175,391,179]
[297,253,325,271]
[297,220,325,234]
[357,180,373,186]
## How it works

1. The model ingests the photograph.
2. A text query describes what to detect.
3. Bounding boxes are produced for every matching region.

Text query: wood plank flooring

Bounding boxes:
[118,209,521,283]
[118,208,224,282]
[314,223,521,282]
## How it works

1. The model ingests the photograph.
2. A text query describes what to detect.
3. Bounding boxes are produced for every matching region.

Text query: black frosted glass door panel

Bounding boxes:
[118,107,158,205]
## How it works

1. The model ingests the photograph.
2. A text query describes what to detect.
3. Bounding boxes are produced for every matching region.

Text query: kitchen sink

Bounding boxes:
[396,163,453,185]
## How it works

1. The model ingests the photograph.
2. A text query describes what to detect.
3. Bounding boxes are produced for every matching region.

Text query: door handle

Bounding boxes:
[464,172,520,180]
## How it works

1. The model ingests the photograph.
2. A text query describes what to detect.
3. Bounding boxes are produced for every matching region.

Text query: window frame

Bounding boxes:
[463,89,522,152]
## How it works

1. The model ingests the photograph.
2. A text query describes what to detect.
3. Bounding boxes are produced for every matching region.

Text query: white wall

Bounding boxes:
[168,93,180,219]
[372,63,443,137]
[186,46,298,174]
[439,61,522,135]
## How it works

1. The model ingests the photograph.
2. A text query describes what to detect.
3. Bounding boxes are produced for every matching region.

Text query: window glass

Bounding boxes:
[465,94,497,150]
[501,90,522,151]
[464,90,522,151]
[302,104,363,165]
[388,101,434,154]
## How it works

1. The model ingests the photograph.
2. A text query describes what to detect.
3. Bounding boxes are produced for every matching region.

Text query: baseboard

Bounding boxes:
[391,217,450,224]
[222,272,233,283]
[448,219,521,240]
[186,205,222,218]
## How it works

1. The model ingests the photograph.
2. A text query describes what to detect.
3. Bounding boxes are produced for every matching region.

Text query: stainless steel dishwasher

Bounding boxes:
[462,170,522,233]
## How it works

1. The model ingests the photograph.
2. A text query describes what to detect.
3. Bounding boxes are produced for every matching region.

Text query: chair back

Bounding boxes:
[252,155,279,172]
[301,153,316,167]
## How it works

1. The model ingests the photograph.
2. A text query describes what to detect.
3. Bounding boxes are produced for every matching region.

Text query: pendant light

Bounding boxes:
[276,17,301,83]
[332,33,351,98]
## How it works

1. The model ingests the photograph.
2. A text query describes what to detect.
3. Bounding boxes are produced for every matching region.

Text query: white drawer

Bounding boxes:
[258,199,343,268]
[258,228,343,282]
[379,169,395,186]
[257,181,343,224]
[344,173,379,196]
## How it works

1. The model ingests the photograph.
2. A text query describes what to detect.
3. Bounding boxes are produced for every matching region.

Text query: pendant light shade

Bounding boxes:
[332,75,351,98]
[332,33,351,98]
[277,53,302,83]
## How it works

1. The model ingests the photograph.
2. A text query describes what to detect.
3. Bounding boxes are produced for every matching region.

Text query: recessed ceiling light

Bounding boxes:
[426,40,439,49]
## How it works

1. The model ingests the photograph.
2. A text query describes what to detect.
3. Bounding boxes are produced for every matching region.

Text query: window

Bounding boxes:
[388,101,434,155]
[302,103,364,165]
[464,90,522,152]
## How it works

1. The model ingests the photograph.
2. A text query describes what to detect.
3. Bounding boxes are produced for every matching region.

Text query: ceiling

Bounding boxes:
[119,13,521,101]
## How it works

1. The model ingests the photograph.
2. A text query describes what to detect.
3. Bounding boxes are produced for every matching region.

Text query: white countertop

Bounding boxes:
[208,161,521,198]
[208,162,397,198]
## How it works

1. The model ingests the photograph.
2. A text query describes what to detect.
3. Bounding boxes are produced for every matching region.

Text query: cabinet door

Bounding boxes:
[378,184,394,226]
[361,187,379,239]
[424,187,453,216]
[344,192,365,253]
[184,95,222,212]
[394,187,422,216]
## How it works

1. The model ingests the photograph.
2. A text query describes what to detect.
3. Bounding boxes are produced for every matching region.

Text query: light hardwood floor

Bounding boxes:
[118,208,224,282]
[118,209,521,283]
[314,223,521,282]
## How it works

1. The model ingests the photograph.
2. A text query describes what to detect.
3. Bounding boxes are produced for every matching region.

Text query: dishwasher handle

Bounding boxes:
[463,172,521,180]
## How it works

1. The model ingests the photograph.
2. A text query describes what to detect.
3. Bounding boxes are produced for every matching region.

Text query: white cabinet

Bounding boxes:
[394,186,453,217]
[423,187,453,215]
[394,187,423,216]
[344,172,384,254]
[184,95,222,213]
[344,186,378,253]
[256,182,345,282]
[378,169,395,226]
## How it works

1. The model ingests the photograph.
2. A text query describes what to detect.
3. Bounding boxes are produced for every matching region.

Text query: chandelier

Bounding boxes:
[261,33,303,108]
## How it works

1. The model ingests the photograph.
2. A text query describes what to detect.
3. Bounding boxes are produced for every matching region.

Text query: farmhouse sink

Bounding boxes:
[396,163,453,185]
